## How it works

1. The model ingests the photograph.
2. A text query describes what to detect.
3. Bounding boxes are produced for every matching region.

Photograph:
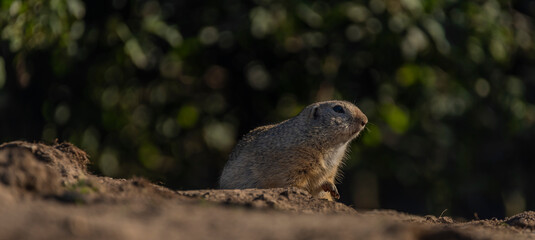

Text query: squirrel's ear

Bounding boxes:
[310,106,319,120]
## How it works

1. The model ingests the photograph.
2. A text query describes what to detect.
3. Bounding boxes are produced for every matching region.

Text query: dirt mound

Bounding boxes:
[0,141,89,184]
[0,147,61,201]
[0,141,534,240]
[0,141,183,204]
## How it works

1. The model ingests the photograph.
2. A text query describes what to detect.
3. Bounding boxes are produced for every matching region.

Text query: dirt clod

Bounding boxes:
[505,211,535,229]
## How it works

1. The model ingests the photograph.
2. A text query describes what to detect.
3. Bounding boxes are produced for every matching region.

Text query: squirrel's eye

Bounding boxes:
[332,105,345,114]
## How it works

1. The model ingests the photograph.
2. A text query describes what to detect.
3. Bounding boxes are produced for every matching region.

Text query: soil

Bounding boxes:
[0,141,534,240]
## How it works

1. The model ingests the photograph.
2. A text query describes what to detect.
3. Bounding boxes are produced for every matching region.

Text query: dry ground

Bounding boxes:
[0,141,534,240]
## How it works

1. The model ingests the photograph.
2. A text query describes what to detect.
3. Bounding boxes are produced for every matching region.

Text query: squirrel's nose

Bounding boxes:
[355,117,367,128]
[360,115,368,127]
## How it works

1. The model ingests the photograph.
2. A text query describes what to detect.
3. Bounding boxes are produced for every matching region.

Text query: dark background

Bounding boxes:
[1,0,534,219]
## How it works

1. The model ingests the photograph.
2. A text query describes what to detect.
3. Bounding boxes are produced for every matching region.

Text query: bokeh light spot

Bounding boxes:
[99,150,120,176]
[124,38,148,69]
[396,64,417,87]
[54,104,71,125]
[159,54,182,79]
[66,0,86,19]
[199,26,219,45]
[42,125,57,142]
[401,27,428,60]
[361,124,382,146]
[474,78,491,97]
[346,5,369,22]
[0,57,5,89]
[176,105,199,128]
[345,25,364,42]
[81,127,100,156]
[246,63,271,90]
[101,87,120,109]
[366,18,382,34]
[381,104,410,134]
[132,105,152,128]
[203,122,236,152]
[138,143,162,170]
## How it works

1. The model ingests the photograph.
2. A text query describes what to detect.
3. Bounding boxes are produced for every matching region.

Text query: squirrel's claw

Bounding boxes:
[321,182,340,199]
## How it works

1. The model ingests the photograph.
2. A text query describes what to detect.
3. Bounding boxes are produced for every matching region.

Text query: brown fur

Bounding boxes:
[219,100,368,200]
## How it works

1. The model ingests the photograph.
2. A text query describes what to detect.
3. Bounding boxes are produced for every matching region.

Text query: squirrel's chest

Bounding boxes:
[322,143,348,170]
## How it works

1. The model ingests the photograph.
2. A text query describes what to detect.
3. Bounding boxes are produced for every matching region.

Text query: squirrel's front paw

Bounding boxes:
[321,182,340,199]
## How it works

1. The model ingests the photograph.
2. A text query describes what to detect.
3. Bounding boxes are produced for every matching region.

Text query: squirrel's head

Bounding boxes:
[303,100,368,144]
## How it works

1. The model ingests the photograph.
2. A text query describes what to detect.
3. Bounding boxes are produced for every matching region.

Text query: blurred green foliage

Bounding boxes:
[1,0,535,219]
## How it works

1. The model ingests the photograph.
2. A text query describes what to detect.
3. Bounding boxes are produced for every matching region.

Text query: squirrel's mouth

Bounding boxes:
[351,122,367,137]
[351,126,363,138]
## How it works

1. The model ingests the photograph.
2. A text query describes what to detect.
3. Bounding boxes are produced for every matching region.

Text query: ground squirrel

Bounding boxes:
[219,100,368,200]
